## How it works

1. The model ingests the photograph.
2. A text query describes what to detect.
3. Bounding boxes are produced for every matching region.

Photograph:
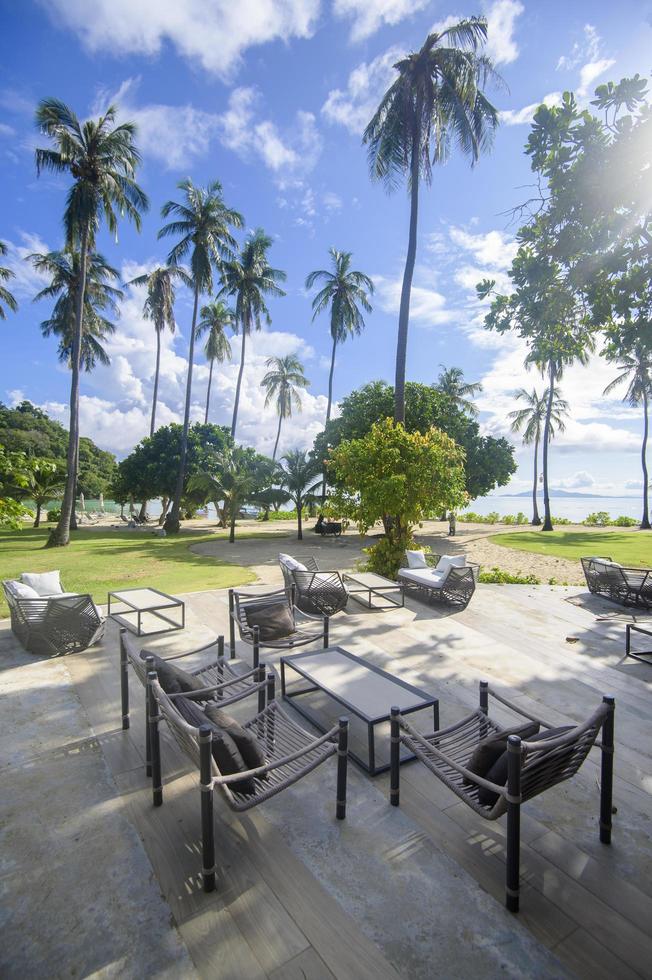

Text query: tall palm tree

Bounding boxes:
[196,300,234,424]
[127,265,191,436]
[509,387,569,526]
[364,20,500,423]
[158,179,243,533]
[0,241,18,319]
[436,365,483,417]
[261,355,309,460]
[604,345,652,530]
[219,229,286,440]
[305,249,373,423]
[34,99,148,546]
[29,465,66,528]
[279,450,321,540]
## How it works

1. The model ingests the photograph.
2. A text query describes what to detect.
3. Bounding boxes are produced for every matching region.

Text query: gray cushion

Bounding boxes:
[477,724,572,807]
[175,697,257,795]
[142,652,206,700]
[466,721,540,782]
[204,704,266,773]
[244,601,295,642]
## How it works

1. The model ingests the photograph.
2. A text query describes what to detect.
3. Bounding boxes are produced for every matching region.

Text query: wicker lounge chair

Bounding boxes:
[229,586,330,662]
[279,554,348,617]
[389,681,615,912]
[397,553,479,608]
[2,579,104,656]
[147,667,349,891]
[581,556,652,608]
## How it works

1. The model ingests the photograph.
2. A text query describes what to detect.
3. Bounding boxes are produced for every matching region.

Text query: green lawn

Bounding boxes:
[490,530,652,567]
[0,527,278,617]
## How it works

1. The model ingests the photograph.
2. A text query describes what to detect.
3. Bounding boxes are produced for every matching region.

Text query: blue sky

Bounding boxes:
[1,0,651,497]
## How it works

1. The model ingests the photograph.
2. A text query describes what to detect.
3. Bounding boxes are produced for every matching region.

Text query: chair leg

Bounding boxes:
[506,735,522,912]
[228,590,236,659]
[147,673,162,807]
[144,655,154,777]
[390,707,400,807]
[600,696,615,845]
[323,615,329,648]
[199,726,216,893]
[336,717,348,820]
[119,628,130,730]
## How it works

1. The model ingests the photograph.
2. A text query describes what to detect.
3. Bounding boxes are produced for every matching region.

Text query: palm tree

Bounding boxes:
[437,366,483,417]
[127,265,191,436]
[219,229,286,440]
[305,249,373,423]
[29,466,66,527]
[0,241,18,319]
[34,99,148,546]
[190,446,259,543]
[279,450,321,540]
[196,300,234,423]
[158,179,243,533]
[261,355,309,460]
[364,20,500,423]
[509,387,569,526]
[604,345,652,530]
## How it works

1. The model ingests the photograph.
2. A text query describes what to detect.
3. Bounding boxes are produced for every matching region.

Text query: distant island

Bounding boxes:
[500,490,632,499]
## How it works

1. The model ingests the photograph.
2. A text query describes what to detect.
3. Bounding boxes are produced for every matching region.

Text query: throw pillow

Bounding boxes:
[142,652,207,700]
[436,554,466,574]
[279,553,308,572]
[466,721,540,781]
[478,725,573,807]
[7,580,41,599]
[21,570,63,596]
[204,703,267,773]
[244,601,295,642]
[175,696,256,795]
[405,550,428,569]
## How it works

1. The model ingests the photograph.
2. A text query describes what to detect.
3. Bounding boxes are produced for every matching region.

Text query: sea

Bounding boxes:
[467,495,644,524]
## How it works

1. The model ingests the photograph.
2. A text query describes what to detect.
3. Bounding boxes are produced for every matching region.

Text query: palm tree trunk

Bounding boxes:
[231,317,248,439]
[326,332,337,423]
[541,362,556,532]
[151,328,161,436]
[205,358,214,425]
[158,496,169,525]
[272,413,283,461]
[641,389,650,530]
[70,435,79,531]
[297,494,303,540]
[165,285,200,533]
[34,502,41,528]
[47,223,88,547]
[532,432,541,525]
[394,129,420,424]
[229,497,236,544]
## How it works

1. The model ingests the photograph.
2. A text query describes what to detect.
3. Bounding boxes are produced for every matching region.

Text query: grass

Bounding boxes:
[0,527,286,617]
[490,530,652,568]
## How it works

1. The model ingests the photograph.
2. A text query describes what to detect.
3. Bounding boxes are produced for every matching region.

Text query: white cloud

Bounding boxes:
[557,470,595,489]
[449,227,517,270]
[2,231,52,299]
[322,45,403,133]
[38,0,320,79]
[500,91,562,126]
[484,0,524,66]
[374,272,455,325]
[323,191,343,211]
[0,122,15,137]
[577,58,615,99]
[333,0,429,42]
[219,88,322,173]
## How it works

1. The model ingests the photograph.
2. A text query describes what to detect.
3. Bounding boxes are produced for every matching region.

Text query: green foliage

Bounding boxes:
[0,240,18,319]
[0,445,51,529]
[256,508,308,521]
[583,511,612,527]
[551,515,573,525]
[490,530,652,568]
[362,535,413,580]
[479,567,541,585]
[277,450,321,539]
[613,515,638,527]
[47,507,61,523]
[502,512,529,525]
[189,444,273,542]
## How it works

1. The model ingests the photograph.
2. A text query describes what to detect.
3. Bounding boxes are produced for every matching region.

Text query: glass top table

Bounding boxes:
[343,571,405,610]
[108,587,185,636]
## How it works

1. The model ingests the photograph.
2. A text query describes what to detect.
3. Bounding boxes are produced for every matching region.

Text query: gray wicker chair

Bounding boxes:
[581,556,652,608]
[389,681,615,912]
[279,555,348,617]
[2,580,104,656]
[229,586,330,662]
[147,668,349,891]
[398,554,480,608]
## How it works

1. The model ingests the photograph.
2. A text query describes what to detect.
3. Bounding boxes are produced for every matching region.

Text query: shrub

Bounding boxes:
[583,511,611,527]
[612,515,638,527]
[47,507,61,523]
[257,508,308,521]
[550,515,573,525]
[479,567,541,585]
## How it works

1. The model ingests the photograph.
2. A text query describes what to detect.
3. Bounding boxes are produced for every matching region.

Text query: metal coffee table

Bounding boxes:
[343,571,405,610]
[280,646,438,775]
[108,587,185,636]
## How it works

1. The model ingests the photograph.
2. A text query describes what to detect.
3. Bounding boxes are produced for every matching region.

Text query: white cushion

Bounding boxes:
[398,568,446,587]
[6,580,40,599]
[278,553,307,572]
[21,570,63,596]
[436,554,466,574]
[405,549,427,569]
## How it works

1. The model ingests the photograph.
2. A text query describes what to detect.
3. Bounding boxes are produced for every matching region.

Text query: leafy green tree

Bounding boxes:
[34,98,148,547]
[436,366,482,417]
[0,447,53,529]
[190,444,269,543]
[278,450,321,540]
[364,19,500,422]
[158,179,243,533]
[261,355,309,460]
[26,465,66,527]
[127,265,191,436]
[603,345,652,529]
[219,229,286,440]
[0,241,18,319]
[196,300,234,424]
[508,387,568,526]
[305,249,373,423]
[326,419,467,576]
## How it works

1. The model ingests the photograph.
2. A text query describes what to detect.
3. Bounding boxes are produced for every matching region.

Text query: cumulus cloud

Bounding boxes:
[333,0,429,42]
[38,0,320,79]
[500,91,562,126]
[557,471,595,489]
[484,0,523,66]
[373,271,456,326]
[1,231,52,299]
[322,45,404,133]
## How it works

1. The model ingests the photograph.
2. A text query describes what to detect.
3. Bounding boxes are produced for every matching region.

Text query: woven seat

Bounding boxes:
[2,580,104,656]
[389,681,615,912]
[229,587,329,663]
[147,669,349,891]
[581,556,652,608]
[279,555,348,617]
[397,554,479,608]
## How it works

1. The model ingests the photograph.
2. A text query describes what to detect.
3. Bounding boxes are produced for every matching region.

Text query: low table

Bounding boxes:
[280,646,439,775]
[625,623,652,664]
[108,587,185,636]
[343,571,404,610]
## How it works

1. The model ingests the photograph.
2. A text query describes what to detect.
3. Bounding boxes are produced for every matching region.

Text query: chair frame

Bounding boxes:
[389,681,614,912]
[279,555,349,617]
[228,586,329,663]
[2,581,104,656]
[398,555,480,609]
[581,556,652,609]
[147,668,349,892]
